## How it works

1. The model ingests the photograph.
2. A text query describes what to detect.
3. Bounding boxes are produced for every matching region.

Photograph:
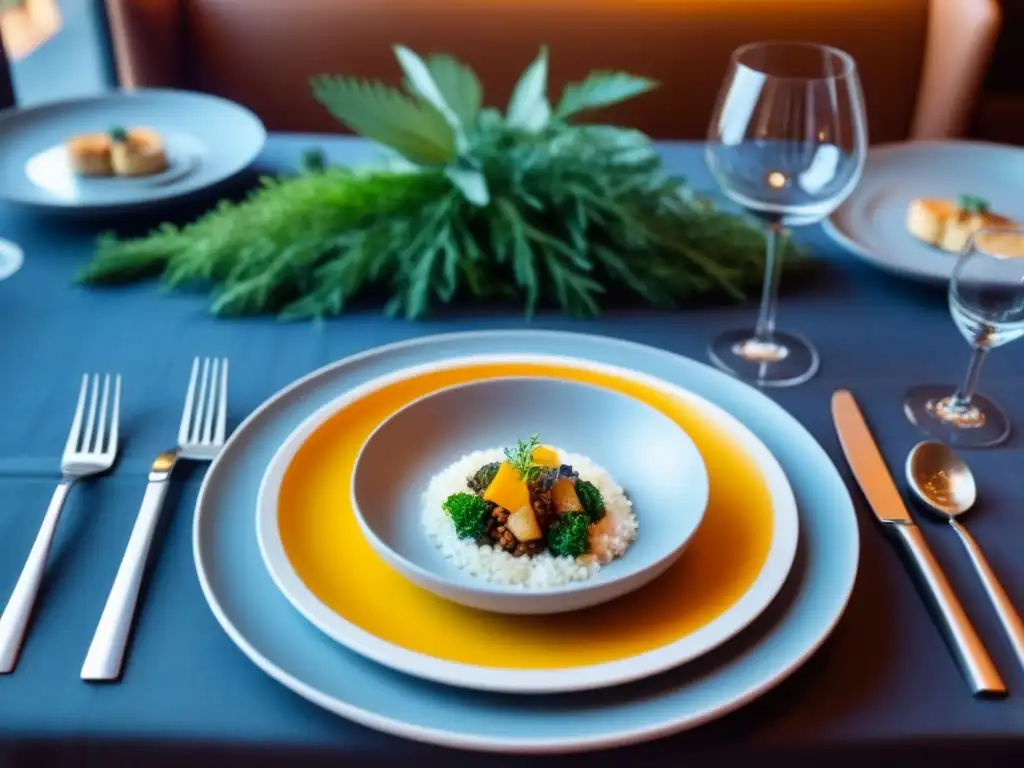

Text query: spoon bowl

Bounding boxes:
[905,440,977,518]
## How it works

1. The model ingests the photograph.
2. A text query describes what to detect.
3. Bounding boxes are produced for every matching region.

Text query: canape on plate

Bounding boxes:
[109,126,168,177]
[65,125,169,178]
[906,195,1017,253]
[65,132,114,177]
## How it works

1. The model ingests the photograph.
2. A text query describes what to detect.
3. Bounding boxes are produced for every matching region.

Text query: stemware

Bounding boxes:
[705,41,868,386]
[905,228,1024,448]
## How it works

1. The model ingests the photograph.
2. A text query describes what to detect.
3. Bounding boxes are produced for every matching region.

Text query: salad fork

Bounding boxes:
[81,357,228,681]
[0,373,121,673]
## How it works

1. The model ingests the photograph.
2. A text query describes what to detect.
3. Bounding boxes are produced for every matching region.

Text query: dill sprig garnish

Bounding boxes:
[505,434,542,482]
[77,46,810,320]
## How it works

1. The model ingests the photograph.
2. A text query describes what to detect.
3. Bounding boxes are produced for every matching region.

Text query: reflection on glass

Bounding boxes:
[705,42,867,387]
[0,238,22,281]
[904,228,1024,447]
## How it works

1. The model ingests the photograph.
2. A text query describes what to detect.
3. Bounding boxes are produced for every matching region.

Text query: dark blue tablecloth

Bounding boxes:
[1,137,1023,767]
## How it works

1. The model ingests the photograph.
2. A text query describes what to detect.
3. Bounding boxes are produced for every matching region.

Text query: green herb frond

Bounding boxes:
[504,434,542,482]
[77,47,812,320]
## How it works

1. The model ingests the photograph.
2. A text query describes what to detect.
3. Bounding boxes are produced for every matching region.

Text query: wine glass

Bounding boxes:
[705,42,867,387]
[904,228,1024,448]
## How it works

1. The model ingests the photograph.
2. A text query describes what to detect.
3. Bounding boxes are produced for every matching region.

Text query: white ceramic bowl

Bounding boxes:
[351,376,710,614]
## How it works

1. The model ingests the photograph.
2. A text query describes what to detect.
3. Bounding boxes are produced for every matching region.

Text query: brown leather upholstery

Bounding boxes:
[107,0,1000,143]
[973,0,1024,144]
[911,0,1001,139]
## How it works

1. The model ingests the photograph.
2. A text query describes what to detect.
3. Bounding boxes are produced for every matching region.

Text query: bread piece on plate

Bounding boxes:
[110,126,168,177]
[906,195,1017,253]
[65,132,114,177]
[906,198,958,246]
[974,228,1024,258]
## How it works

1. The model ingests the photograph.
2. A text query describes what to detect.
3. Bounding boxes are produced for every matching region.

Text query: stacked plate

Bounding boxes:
[193,331,860,752]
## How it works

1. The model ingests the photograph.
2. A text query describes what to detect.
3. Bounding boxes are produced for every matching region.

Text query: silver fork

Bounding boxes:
[81,357,228,681]
[0,374,121,673]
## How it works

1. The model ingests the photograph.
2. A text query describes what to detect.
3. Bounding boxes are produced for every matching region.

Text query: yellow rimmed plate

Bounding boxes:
[256,354,798,694]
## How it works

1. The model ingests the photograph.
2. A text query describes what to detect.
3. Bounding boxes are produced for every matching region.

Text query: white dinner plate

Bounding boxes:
[823,140,1024,283]
[255,353,799,694]
[194,330,859,752]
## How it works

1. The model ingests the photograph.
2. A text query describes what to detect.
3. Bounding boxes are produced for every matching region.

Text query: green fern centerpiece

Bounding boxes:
[78,46,805,320]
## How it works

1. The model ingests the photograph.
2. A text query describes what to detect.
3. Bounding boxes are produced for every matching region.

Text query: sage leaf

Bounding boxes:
[424,53,483,128]
[554,72,658,119]
[394,46,459,127]
[507,46,551,132]
[311,75,456,166]
[578,125,657,164]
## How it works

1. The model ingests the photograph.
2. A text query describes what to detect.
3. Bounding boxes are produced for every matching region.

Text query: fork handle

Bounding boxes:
[81,474,171,681]
[0,479,74,673]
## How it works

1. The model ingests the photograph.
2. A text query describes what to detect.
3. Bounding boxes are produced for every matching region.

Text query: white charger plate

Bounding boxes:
[823,141,1024,283]
[193,331,859,752]
[255,354,798,694]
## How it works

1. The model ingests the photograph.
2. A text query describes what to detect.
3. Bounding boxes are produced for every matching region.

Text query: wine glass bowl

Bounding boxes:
[705,41,868,386]
[905,227,1024,447]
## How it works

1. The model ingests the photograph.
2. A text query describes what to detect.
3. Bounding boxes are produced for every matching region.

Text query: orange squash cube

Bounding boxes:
[483,461,530,512]
[551,477,583,514]
[530,446,559,468]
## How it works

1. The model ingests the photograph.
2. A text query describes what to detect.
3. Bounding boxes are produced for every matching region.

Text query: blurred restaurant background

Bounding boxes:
[1,0,1020,144]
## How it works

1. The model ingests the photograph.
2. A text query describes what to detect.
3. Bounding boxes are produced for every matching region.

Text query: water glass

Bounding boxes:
[705,42,867,387]
[904,228,1024,447]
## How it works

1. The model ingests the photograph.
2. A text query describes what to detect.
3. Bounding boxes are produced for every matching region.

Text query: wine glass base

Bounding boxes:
[0,239,24,281]
[904,384,1010,448]
[707,328,819,388]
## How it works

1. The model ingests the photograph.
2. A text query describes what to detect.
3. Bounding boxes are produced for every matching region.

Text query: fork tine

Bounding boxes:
[214,358,229,445]
[201,359,219,444]
[64,375,89,457]
[190,358,211,444]
[81,374,99,455]
[178,358,200,446]
[107,375,121,456]
[94,374,110,454]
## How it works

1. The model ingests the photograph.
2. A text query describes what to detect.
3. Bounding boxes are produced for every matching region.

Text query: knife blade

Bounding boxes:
[831,390,1006,697]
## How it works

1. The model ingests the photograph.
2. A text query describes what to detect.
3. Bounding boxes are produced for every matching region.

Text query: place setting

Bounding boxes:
[2,29,1024,762]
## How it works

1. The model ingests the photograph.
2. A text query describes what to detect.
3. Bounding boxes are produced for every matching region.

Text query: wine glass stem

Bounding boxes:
[951,346,989,412]
[753,222,785,344]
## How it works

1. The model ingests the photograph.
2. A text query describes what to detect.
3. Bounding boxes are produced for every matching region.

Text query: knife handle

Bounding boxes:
[893,523,1006,697]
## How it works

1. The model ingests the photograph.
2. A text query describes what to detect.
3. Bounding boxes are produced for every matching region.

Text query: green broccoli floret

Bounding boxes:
[575,480,605,522]
[547,512,591,558]
[108,125,128,142]
[467,462,501,493]
[442,492,490,539]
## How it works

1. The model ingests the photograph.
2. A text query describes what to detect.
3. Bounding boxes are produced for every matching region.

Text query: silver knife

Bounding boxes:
[831,390,1005,697]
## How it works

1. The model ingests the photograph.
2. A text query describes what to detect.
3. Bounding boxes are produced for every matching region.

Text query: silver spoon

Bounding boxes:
[906,440,1024,673]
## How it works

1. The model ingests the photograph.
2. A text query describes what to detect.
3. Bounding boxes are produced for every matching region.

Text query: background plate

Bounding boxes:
[0,89,265,212]
[256,355,797,694]
[194,331,859,753]
[823,141,1024,284]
